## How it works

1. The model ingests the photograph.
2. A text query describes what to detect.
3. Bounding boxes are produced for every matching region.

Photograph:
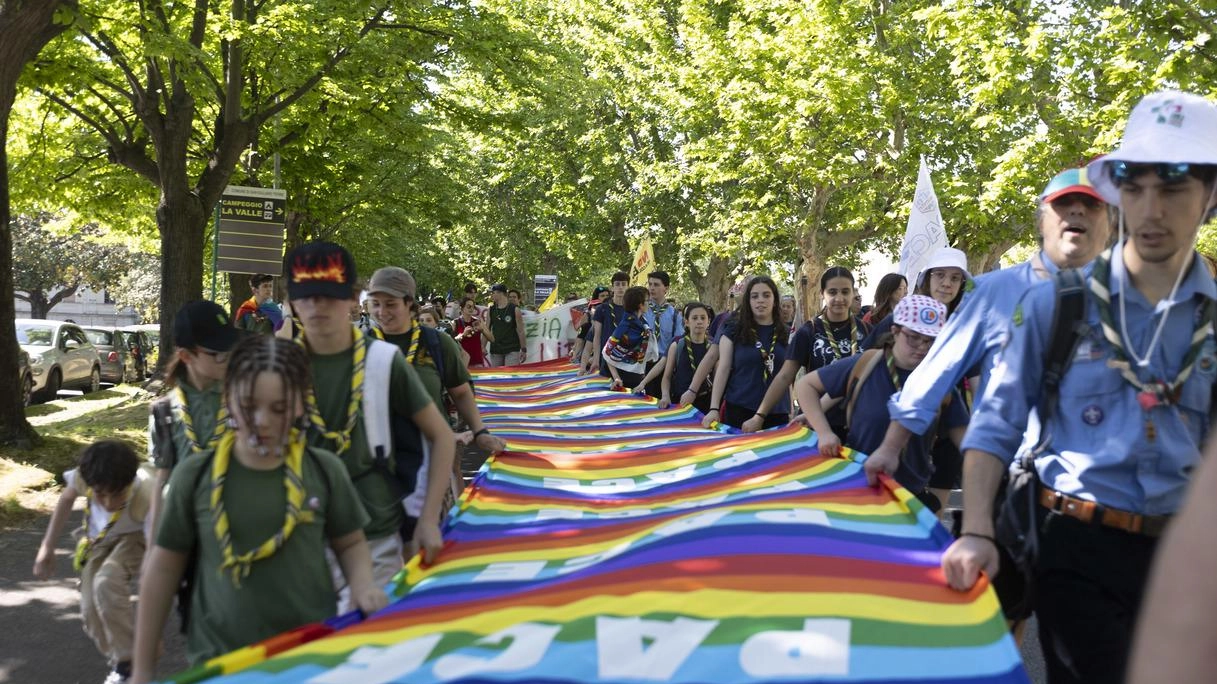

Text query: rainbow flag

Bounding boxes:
[163,361,1027,683]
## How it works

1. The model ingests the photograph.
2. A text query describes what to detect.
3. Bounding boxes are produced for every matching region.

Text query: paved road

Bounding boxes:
[0,512,187,684]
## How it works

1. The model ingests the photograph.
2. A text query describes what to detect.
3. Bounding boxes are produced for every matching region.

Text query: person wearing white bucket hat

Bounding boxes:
[794,294,969,505]
[861,246,973,349]
[943,90,1217,684]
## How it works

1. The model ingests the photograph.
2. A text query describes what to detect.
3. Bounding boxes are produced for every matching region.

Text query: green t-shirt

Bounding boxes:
[487,303,522,354]
[383,328,472,410]
[151,380,224,471]
[307,345,432,539]
[156,445,368,665]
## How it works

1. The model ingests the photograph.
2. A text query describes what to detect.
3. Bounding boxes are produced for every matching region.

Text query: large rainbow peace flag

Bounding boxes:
[164,361,1027,683]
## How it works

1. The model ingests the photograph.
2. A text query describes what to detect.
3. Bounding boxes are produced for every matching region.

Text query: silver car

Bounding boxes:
[16,319,103,402]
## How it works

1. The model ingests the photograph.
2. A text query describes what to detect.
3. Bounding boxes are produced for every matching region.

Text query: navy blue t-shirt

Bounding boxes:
[723,322,788,414]
[789,316,871,372]
[593,301,627,377]
[860,313,894,350]
[671,337,709,399]
[818,353,969,493]
[789,316,869,432]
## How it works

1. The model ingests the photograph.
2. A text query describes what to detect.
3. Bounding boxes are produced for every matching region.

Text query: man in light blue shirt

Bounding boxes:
[943,90,1217,684]
[864,166,1111,484]
[642,270,683,397]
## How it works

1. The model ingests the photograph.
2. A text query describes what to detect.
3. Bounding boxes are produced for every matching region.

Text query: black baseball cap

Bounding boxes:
[173,300,239,351]
[592,286,609,298]
[490,283,508,294]
[285,241,357,300]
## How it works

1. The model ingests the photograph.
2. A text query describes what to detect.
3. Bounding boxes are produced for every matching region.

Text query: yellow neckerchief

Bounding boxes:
[370,321,424,364]
[73,486,128,571]
[174,383,228,453]
[297,324,366,454]
[209,429,307,585]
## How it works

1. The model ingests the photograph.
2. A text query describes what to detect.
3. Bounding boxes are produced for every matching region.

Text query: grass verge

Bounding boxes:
[0,386,152,529]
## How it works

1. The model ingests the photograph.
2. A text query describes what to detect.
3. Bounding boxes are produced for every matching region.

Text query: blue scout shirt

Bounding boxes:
[643,302,684,359]
[820,354,969,493]
[888,253,1071,434]
[671,337,709,399]
[723,322,788,414]
[963,247,1217,516]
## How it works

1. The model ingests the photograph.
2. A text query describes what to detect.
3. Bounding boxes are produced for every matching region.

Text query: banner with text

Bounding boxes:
[163,363,1028,684]
[897,157,947,280]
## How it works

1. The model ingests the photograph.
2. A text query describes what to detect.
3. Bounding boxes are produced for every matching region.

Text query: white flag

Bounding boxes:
[897,157,948,279]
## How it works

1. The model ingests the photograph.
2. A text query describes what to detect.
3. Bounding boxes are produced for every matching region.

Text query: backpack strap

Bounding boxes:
[1030,268,1089,458]
[418,325,446,382]
[149,396,177,470]
[362,339,399,466]
[844,349,885,429]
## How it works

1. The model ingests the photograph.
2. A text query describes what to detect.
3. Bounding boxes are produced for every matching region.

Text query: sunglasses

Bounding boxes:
[900,329,935,349]
[1108,161,1194,186]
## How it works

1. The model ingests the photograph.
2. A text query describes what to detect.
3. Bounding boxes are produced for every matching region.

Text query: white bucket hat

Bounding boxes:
[892,294,948,338]
[1086,90,1217,207]
[915,246,971,290]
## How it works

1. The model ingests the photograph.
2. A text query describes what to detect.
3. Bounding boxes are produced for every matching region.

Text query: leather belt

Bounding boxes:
[1038,487,1171,538]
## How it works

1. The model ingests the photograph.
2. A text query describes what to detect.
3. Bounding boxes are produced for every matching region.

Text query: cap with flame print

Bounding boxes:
[285,241,358,300]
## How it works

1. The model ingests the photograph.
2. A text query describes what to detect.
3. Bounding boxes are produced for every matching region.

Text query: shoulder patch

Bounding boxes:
[1012,303,1023,327]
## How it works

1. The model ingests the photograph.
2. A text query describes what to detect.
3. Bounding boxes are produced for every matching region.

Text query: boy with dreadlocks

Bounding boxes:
[285,242,455,608]
[132,336,383,679]
[34,441,153,684]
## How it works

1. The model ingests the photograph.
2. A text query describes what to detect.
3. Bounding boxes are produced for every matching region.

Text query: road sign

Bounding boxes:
[534,274,558,307]
[217,185,288,275]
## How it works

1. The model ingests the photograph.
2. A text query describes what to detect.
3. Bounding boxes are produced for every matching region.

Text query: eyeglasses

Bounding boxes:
[198,348,230,364]
[1108,161,1194,186]
[900,329,934,350]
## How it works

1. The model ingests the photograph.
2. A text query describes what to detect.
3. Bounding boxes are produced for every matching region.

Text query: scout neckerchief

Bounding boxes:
[818,314,859,361]
[650,302,674,345]
[73,488,127,571]
[885,349,904,392]
[174,384,227,453]
[1090,249,1216,442]
[210,429,307,585]
[297,324,366,454]
[376,320,423,365]
[755,325,778,382]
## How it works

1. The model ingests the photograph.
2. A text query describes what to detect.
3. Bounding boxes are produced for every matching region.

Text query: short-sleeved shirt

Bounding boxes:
[64,467,153,541]
[487,303,522,354]
[307,346,432,539]
[383,327,471,410]
[789,316,869,430]
[722,322,788,414]
[593,302,627,377]
[789,316,871,373]
[150,380,224,471]
[670,337,710,399]
[819,353,968,493]
[157,445,367,664]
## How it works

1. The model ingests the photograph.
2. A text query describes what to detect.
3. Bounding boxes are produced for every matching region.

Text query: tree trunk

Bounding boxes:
[689,254,736,316]
[27,292,49,319]
[0,0,71,447]
[227,271,246,321]
[156,190,208,365]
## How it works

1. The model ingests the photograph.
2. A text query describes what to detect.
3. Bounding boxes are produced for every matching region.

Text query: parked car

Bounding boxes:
[17,347,32,407]
[121,324,159,377]
[16,319,103,401]
[82,327,142,384]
